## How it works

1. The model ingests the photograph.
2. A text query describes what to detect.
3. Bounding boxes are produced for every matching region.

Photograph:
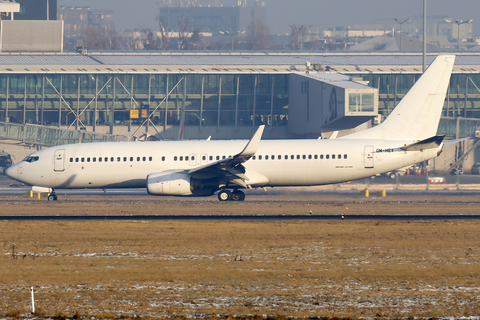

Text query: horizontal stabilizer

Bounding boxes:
[400,136,444,151]
[443,137,471,146]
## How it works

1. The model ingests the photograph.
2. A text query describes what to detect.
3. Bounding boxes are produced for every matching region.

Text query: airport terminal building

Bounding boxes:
[1,51,480,170]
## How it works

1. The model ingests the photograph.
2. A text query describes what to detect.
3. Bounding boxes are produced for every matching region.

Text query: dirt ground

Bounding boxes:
[0,193,480,319]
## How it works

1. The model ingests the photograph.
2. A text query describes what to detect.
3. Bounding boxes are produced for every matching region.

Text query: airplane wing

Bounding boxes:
[187,125,265,187]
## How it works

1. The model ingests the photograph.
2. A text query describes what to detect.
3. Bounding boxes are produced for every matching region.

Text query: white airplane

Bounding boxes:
[6,55,456,202]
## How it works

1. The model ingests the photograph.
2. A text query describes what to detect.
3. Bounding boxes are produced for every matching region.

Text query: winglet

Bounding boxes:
[238,125,265,156]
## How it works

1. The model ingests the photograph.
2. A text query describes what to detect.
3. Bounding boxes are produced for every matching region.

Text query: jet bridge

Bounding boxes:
[288,73,379,137]
[0,121,127,147]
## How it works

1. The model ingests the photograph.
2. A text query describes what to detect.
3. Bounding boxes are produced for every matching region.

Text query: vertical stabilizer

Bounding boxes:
[342,55,455,141]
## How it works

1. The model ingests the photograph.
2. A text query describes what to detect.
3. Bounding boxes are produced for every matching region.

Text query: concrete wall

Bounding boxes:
[1,20,63,52]
[288,74,346,136]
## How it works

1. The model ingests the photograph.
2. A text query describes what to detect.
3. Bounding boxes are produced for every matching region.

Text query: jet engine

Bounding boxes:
[147,172,193,196]
[146,171,218,196]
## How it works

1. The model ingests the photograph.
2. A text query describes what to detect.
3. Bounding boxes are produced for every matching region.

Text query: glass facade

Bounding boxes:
[0,74,289,132]
[2,72,480,135]
[348,92,375,113]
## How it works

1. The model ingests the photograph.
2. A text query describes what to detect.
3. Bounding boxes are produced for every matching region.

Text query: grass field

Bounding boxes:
[1,196,480,319]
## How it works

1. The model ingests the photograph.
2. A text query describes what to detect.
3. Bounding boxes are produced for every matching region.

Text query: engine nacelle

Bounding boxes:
[147,172,193,196]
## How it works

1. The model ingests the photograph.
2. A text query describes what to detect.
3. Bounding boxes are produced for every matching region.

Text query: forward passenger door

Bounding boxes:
[54,149,65,172]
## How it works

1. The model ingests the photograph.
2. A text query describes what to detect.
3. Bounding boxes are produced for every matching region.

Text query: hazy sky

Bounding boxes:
[58,0,480,35]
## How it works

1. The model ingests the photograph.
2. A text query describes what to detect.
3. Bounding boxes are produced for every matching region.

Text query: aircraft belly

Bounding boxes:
[67,167,148,189]
[251,162,358,186]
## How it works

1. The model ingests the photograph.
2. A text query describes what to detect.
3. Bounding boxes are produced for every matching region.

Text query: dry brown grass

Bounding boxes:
[0,197,480,318]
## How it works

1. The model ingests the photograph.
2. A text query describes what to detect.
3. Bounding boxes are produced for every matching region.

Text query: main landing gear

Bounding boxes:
[47,191,58,201]
[217,189,245,202]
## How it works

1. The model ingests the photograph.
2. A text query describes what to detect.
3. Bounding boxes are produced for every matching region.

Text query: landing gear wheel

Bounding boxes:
[232,190,245,201]
[218,190,232,201]
[47,194,58,201]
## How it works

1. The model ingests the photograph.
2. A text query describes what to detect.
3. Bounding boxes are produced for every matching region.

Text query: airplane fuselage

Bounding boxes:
[10,138,439,190]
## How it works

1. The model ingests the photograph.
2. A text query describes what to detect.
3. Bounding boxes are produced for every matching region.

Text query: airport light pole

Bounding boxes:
[423,0,426,72]
[394,18,410,51]
[219,30,245,50]
[445,19,473,51]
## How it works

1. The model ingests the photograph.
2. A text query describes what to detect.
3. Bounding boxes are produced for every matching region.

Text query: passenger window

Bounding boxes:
[148,156,152,161]
[70,158,73,162]
[99,157,102,162]
[284,155,288,160]
[130,157,133,161]
[308,155,312,159]
[222,156,226,159]
[191,156,195,161]
[314,155,318,159]
[344,154,347,159]
[326,155,330,159]
[185,156,189,161]
[75,158,79,162]
[202,155,206,161]
[117,157,121,162]
[271,155,275,160]
[161,156,165,161]
[297,155,300,159]
[320,155,324,159]
[338,154,341,159]
[252,156,256,160]
[180,156,183,161]
[291,155,294,160]
[332,155,336,159]
[265,155,269,160]
[105,157,108,162]
[87,158,91,162]
[142,157,146,161]
[174,156,178,161]
[216,156,220,160]
[209,156,213,161]
[259,155,262,160]
[110,157,114,162]
[302,155,306,160]
[123,157,127,162]
[93,158,96,162]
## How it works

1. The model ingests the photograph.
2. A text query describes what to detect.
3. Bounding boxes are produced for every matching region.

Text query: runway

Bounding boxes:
[2,214,480,220]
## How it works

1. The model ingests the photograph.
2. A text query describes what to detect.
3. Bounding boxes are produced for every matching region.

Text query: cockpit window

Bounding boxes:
[23,156,39,163]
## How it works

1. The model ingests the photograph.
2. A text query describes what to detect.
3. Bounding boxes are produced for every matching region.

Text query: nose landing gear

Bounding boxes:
[47,191,58,201]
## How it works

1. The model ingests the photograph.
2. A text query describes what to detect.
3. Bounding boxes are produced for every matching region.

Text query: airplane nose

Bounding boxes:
[5,165,17,180]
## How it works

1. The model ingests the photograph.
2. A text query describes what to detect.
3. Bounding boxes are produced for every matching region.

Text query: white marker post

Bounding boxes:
[30,287,35,314]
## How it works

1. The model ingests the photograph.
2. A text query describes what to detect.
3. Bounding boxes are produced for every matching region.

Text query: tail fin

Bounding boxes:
[342,55,455,141]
